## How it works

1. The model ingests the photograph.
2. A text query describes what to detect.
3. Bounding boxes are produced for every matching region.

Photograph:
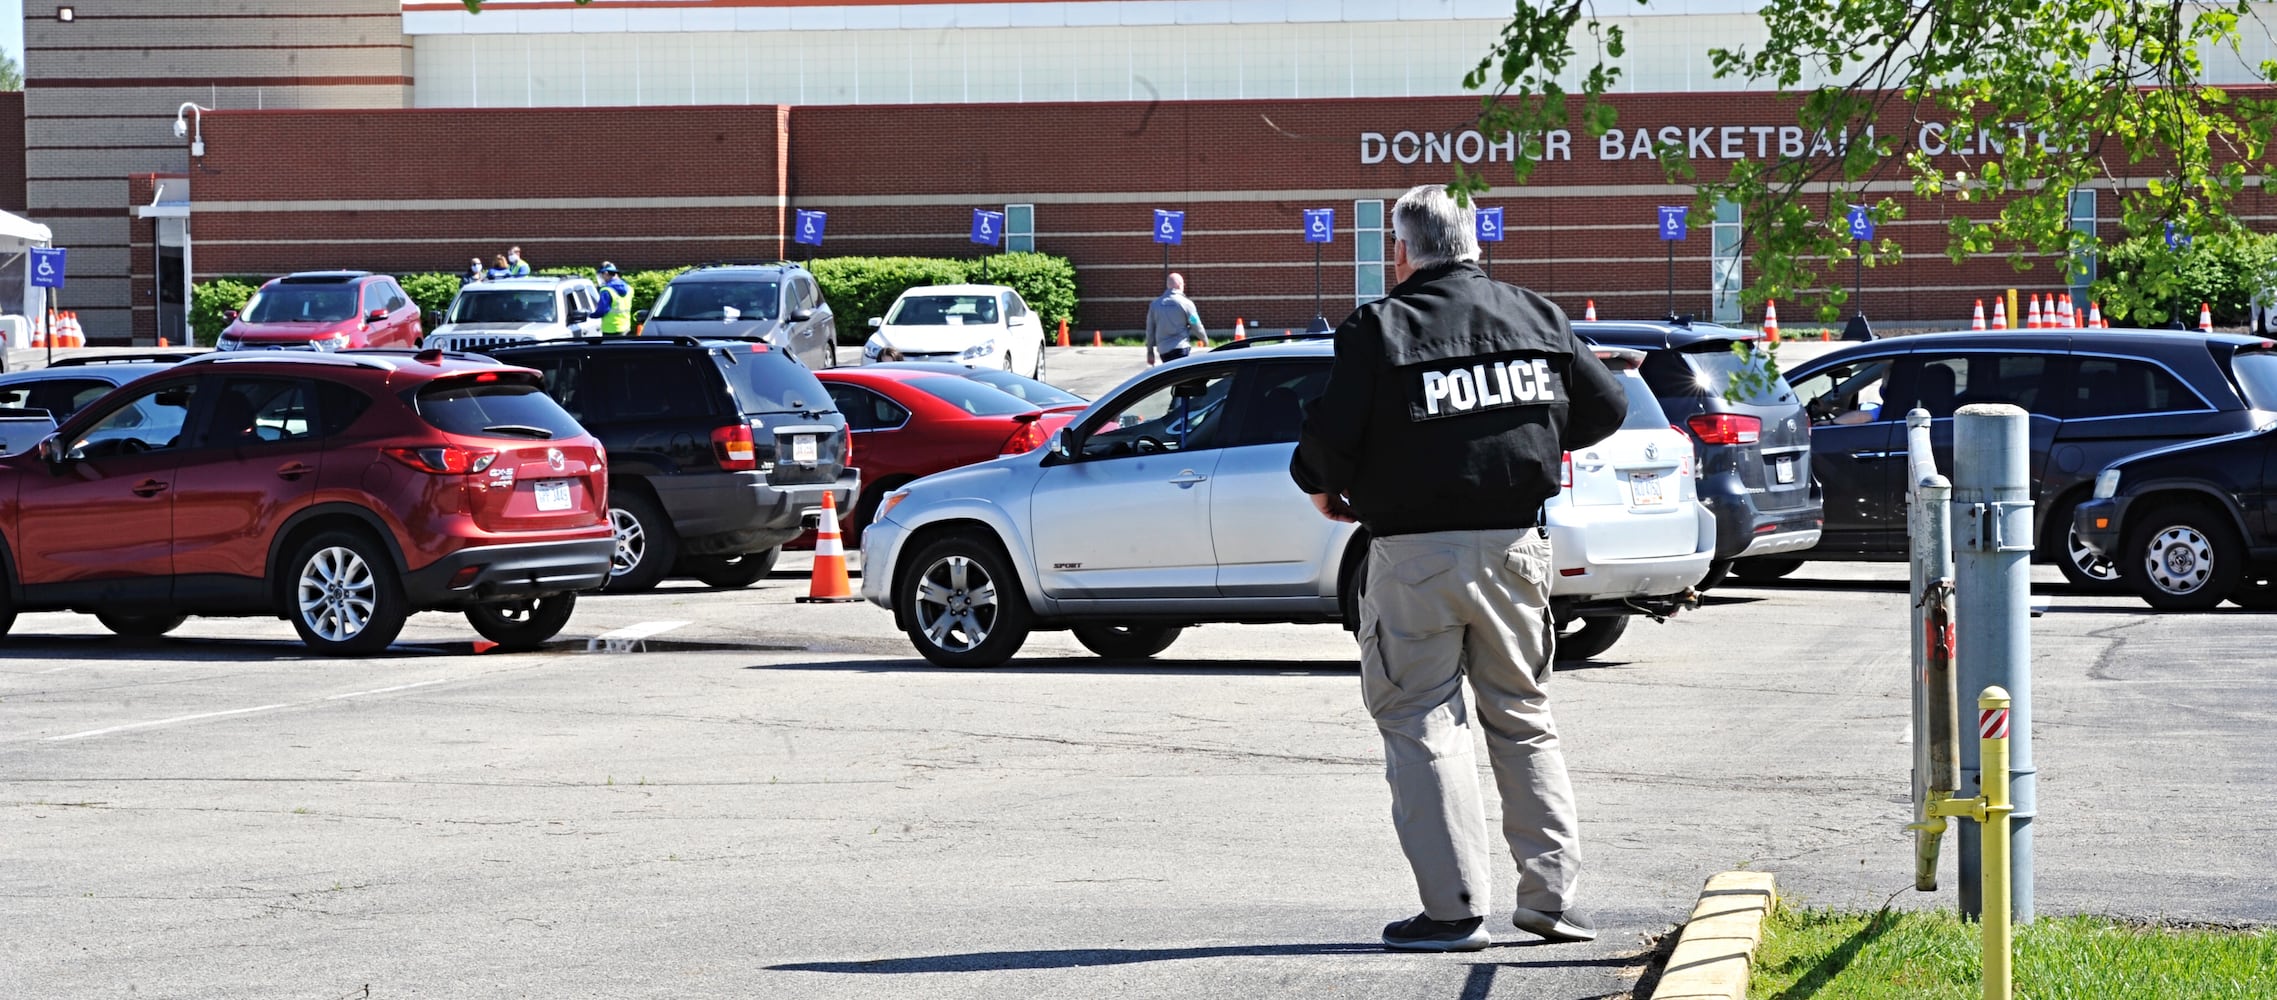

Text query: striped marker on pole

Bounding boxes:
[1979,706,2010,740]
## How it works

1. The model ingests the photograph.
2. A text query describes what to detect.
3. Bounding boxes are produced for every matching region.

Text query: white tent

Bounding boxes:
[0,207,56,348]
[0,207,54,251]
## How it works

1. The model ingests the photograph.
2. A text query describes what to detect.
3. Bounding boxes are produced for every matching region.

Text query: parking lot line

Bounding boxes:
[42,678,456,743]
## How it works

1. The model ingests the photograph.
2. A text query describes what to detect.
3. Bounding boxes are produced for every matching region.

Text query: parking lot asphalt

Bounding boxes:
[3,345,2273,999]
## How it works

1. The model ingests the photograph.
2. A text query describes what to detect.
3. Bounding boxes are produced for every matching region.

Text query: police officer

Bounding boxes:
[594,262,634,336]
[1291,184,1626,953]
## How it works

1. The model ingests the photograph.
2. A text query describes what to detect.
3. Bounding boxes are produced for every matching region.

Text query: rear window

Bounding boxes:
[2231,351,2277,411]
[908,376,1036,416]
[714,348,826,414]
[955,369,1085,407]
[1642,342,1795,405]
[1618,371,1671,430]
[413,379,585,440]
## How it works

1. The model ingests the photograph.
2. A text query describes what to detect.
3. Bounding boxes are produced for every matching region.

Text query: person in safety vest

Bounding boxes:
[507,246,530,277]
[593,262,634,336]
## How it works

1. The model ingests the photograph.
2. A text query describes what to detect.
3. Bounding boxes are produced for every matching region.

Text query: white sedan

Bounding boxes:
[861,284,1048,378]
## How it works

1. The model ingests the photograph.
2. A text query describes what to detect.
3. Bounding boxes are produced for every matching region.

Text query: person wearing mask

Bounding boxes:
[1290,184,1627,953]
[593,262,634,336]
[1144,272,1206,366]
[466,257,486,283]
[507,246,531,277]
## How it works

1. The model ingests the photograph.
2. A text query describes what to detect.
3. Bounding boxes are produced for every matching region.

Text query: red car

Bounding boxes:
[811,364,1086,545]
[0,349,614,654]
[216,271,424,352]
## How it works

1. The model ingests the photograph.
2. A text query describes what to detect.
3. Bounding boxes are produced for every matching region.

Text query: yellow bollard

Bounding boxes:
[1979,687,2015,1000]
[2007,290,2020,334]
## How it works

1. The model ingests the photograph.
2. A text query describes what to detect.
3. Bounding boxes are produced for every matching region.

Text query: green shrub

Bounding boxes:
[810,253,1080,345]
[2092,231,2277,326]
[397,272,463,331]
[189,277,261,345]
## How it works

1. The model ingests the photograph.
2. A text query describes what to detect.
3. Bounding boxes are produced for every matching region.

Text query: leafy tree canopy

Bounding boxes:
[1459,0,2277,320]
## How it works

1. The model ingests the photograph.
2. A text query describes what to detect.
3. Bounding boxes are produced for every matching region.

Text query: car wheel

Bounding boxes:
[2051,497,2124,591]
[1695,559,1732,592]
[685,548,779,589]
[604,490,679,593]
[1032,339,1046,380]
[0,568,16,640]
[897,534,1032,668]
[2124,505,2243,611]
[1555,616,1630,661]
[1071,623,1183,660]
[1729,557,1802,581]
[96,612,187,638]
[2229,574,2277,611]
[288,530,408,655]
[466,594,578,651]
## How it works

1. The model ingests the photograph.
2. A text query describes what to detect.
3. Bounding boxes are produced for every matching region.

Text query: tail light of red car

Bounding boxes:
[712,423,758,471]
[1686,413,1762,445]
[384,445,497,475]
[1560,451,1572,489]
[1001,413,1050,455]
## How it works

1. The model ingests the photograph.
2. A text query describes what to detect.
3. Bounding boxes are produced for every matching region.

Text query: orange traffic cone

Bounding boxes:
[1584,299,1598,322]
[2026,294,2043,329]
[2087,301,2104,329]
[1971,300,1986,331]
[1991,298,2008,330]
[1762,300,1780,342]
[1091,330,1103,348]
[795,492,859,604]
[2200,302,2214,332]
[2064,294,2077,328]
[1055,318,1069,348]
[1233,317,1245,341]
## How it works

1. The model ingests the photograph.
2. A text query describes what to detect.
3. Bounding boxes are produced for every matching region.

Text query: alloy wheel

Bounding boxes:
[913,554,998,653]
[609,507,646,577]
[298,545,378,643]
[2143,524,2215,596]
[2066,525,2120,584]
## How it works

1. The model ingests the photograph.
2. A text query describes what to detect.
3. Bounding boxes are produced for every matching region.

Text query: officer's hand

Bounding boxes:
[1309,492,1357,523]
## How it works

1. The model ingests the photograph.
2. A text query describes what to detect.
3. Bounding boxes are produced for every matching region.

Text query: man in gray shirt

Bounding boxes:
[1144,273,1206,365]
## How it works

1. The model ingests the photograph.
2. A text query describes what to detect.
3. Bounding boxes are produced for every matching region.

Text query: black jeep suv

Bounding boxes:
[489,336,857,591]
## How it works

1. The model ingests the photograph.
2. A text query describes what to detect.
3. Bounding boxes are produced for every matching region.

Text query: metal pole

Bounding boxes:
[1314,242,1322,323]
[1978,686,2017,1000]
[1666,242,1675,318]
[1906,408,1958,891]
[1952,404,2035,923]
[1855,254,1864,317]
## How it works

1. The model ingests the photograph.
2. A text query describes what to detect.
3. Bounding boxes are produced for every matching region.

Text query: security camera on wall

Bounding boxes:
[173,118,188,139]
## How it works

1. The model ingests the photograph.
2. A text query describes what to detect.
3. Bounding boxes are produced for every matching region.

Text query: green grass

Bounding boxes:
[1749,905,2277,999]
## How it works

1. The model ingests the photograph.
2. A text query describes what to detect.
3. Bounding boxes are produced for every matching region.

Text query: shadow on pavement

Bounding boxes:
[772,941,1639,975]
[0,634,491,662]
[748,656,1359,677]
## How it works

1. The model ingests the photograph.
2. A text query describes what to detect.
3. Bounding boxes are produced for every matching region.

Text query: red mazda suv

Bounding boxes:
[215,271,424,352]
[0,349,613,654]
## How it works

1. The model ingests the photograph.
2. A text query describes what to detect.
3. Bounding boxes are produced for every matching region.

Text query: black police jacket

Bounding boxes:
[1289,260,1626,537]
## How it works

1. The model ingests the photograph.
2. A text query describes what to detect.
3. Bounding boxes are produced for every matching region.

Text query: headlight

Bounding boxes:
[960,341,996,360]
[862,337,884,361]
[875,488,911,524]
[215,335,241,351]
[2093,468,2122,499]
[315,333,351,352]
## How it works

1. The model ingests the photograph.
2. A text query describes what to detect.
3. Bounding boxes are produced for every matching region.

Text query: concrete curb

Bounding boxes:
[1647,871,1777,1000]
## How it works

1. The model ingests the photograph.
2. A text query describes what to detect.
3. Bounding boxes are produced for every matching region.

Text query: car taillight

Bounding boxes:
[841,428,852,465]
[1560,451,1572,488]
[384,446,496,475]
[1001,415,1048,454]
[712,423,757,471]
[1687,413,1762,445]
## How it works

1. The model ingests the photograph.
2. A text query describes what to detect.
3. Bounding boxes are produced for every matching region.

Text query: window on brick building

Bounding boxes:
[1006,204,1034,253]
[1355,199,1386,304]
[2067,189,2097,305]
[1710,199,1743,324]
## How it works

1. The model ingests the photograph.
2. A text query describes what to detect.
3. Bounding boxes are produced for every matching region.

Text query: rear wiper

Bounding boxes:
[483,423,555,439]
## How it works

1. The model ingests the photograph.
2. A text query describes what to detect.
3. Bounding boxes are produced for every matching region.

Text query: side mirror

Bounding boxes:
[633,310,650,325]
[425,310,444,327]
[35,434,58,463]
[365,308,389,324]
[788,308,815,323]
[1045,429,1073,463]
[222,309,240,322]
[867,317,883,329]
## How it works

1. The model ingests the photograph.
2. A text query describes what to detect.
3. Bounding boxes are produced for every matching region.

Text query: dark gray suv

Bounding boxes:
[639,263,838,370]
[1576,322,1821,589]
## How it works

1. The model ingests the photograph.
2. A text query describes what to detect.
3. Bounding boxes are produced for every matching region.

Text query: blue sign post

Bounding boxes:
[1302,208,1335,332]
[1657,206,1687,318]
[1153,209,1185,245]
[1475,205,1505,280]
[1848,205,1874,319]
[972,209,1006,280]
[793,210,827,248]
[29,246,65,289]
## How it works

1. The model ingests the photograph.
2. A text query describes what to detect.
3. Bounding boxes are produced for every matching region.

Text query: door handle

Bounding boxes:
[277,462,315,481]
[1168,470,1209,485]
[1850,450,1904,460]
[130,479,168,497]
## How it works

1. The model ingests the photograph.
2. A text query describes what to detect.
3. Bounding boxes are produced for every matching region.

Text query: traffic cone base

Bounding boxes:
[797,492,860,604]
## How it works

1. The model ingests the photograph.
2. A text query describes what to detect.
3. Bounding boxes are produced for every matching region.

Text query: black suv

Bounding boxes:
[1576,321,1822,587]
[639,263,838,371]
[2072,344,2277,610]
[1783,329,2277,587]
[489,336,857,591]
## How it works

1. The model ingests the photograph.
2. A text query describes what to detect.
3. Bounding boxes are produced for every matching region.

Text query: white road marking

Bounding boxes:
[45,678,456,742]
[585,620,690,653]
[323,679,453,701]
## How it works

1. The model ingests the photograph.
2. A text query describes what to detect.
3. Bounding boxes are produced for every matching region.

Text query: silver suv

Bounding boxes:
[642,263,838,370]
[859,338,1715,667]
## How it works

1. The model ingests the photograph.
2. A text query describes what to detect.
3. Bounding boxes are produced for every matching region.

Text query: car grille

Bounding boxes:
[899,351,961,362]
[426,332,544,353]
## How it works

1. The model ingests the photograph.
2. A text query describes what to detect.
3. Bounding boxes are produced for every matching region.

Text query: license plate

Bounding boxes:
[1630,471,1665,505]
[1776,456,1797,484]
[791,434,818,463]
[534,479,572,512]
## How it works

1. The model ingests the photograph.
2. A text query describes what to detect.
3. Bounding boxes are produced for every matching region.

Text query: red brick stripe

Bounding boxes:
[28,76,412,89]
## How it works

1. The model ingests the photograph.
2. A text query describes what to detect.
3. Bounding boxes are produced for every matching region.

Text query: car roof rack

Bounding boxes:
[491,334,774,350]
[179,350,403,372]
[46,352,200,367]
[1208,330,1336,352]
[687,259,801,272]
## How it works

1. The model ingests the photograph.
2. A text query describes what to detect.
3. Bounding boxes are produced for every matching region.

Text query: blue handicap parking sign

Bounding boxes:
[2166,221,2192,250]
[29,246,65,289]
[1154,209,1185,245]
[1303,207,1334,244]
[971,209,1005,246]
[1847,205,1875,241]
[1476,206,1505,243]
[1657,206,1688,241]
[794,210,827,247]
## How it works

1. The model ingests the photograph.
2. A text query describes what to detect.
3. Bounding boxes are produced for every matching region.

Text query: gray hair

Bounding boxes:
[1391,184,1480,269]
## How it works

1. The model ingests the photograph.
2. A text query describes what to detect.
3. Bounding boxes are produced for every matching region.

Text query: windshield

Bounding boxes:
[244,285,358,324]
[714,348,823,414]
[957,369,1085,407]
[2232,351,2277,411]
[908,376,1037,416]
[887,294,999,326]
[652,281,781,322]
[1661,341,1796,405]
[447,289,561,325]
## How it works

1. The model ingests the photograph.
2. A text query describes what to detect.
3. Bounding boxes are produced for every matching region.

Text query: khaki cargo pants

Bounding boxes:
[1358,528,1581,920]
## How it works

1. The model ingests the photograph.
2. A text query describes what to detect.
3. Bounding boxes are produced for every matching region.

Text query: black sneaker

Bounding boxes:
[1381,913,1491,952]
[1510,906,1597,942]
